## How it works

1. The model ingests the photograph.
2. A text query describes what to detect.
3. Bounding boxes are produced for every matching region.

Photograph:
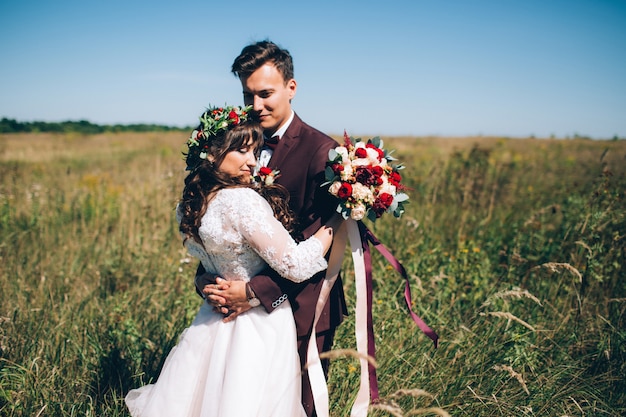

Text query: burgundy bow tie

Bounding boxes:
[264,135,279,150]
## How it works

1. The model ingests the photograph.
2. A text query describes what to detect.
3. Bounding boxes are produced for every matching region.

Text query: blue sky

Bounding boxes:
[1,0,625,138]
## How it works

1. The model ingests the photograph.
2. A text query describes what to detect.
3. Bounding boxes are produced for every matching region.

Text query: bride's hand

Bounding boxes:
[204,278,251,322]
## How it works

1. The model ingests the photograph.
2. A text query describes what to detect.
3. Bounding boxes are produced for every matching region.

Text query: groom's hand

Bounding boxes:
[203,278,252,322]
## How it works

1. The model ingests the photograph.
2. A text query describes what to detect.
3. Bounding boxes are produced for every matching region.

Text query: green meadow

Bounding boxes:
[1,132,624,416]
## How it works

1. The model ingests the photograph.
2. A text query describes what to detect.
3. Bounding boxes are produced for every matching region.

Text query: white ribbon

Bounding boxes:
[347,219,370,417]
[306,219,371,417]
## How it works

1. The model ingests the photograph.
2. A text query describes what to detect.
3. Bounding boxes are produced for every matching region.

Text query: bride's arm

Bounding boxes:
[242,202,347,283]
[203,191,341,320]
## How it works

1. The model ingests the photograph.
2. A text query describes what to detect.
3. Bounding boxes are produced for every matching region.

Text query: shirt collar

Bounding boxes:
[270,110,294,140]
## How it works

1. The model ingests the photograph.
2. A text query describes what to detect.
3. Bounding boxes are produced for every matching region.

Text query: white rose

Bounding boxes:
[335,147,349,162]
[366,147,380,163]
[341,165,354,181]
[351,158,370,167]
[379,181,397,195]
[350,203,366,220]
[328,181,342,196]
[352,183,375,203]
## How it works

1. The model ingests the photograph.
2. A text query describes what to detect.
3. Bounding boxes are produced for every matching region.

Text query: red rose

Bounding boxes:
[259,166,273,176]
[355,148,368,158]
[331,163,344,174]
[389,170,401,186]
[355,166,373,186]
[372,192,394,217]
[337,182,353,199]
[355,166,383,186]
[377,192,394,207]
[228,110,239,124]
[372,166,384,184]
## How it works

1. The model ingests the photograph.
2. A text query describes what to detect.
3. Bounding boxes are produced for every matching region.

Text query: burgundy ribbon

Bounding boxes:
[357,221,439,401]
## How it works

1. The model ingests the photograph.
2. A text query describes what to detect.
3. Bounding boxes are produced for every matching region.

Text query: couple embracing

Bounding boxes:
[125,40,348,416]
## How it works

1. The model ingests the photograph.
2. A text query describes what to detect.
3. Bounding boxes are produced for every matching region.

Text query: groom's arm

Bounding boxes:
[196,260,293,318]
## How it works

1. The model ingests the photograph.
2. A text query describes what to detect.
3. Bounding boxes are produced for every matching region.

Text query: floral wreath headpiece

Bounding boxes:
[185,104,253,171]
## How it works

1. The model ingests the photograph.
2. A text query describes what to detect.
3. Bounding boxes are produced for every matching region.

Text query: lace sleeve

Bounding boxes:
[226,188,328,283]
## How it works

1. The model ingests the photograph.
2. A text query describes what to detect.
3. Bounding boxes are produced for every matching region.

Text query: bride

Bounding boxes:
[125,105,340,416]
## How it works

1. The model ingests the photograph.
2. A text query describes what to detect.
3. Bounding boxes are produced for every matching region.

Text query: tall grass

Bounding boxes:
[1,133,624,416]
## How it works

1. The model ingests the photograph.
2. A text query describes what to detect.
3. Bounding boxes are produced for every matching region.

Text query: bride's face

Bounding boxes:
[217,140,257,182]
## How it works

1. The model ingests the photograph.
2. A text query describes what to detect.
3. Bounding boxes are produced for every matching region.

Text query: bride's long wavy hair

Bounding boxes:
[179,120,296,244]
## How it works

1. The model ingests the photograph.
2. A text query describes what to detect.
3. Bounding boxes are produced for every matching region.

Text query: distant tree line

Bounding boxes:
[0,117,190,134]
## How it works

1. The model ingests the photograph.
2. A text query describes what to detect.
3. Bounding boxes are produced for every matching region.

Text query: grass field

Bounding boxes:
[1,132,624,416]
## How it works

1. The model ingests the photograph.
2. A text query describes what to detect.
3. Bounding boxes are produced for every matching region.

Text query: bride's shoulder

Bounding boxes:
[214,187,266,207]
[216,187,260,198]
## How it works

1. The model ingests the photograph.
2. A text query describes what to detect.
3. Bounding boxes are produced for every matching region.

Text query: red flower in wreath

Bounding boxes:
[228,110,240,124]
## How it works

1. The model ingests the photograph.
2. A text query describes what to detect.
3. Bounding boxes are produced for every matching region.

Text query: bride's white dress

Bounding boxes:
[125,187,328,417]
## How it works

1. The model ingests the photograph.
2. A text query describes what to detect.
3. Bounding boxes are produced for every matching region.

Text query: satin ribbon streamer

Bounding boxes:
[306,219,438,417]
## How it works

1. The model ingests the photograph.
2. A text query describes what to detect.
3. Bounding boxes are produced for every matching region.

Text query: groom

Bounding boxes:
[197,40,347,416]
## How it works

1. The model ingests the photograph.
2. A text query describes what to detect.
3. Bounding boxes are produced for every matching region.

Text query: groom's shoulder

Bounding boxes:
[292,113,338,147]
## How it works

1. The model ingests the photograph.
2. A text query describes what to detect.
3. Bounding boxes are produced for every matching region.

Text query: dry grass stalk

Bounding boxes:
[490,288,542,306]
[369,402,404,417]
[405,408,451,417]
[493,364,530,394]
[575,240,592,256]
[568,395,585,415]
[533,262,582,282]
[481,311,536,332]
[34,405,47,417]
[466,385,487,405]
[317,348,378,368]
[389,388,434,400]
[369,389,443,416]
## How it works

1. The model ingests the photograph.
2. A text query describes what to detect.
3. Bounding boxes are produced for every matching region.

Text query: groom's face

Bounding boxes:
[241,63,296,136]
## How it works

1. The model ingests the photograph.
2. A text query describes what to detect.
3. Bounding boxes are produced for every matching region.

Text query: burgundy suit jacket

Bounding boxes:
[248,113,347,338]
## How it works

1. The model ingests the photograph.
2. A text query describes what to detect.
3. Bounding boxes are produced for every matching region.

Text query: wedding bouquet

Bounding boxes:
[324,133,409,222]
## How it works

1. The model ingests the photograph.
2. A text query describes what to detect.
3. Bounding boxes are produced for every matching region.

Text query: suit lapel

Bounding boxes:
[267,114,302,170]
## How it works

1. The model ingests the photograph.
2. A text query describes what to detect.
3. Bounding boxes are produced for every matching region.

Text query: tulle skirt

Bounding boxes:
[125,301,306,417]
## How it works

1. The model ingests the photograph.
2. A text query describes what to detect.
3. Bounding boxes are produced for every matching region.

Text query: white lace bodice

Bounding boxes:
[177,187,327,283]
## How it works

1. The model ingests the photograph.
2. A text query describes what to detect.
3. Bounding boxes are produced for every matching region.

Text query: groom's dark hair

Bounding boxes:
[231,40,294,84]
